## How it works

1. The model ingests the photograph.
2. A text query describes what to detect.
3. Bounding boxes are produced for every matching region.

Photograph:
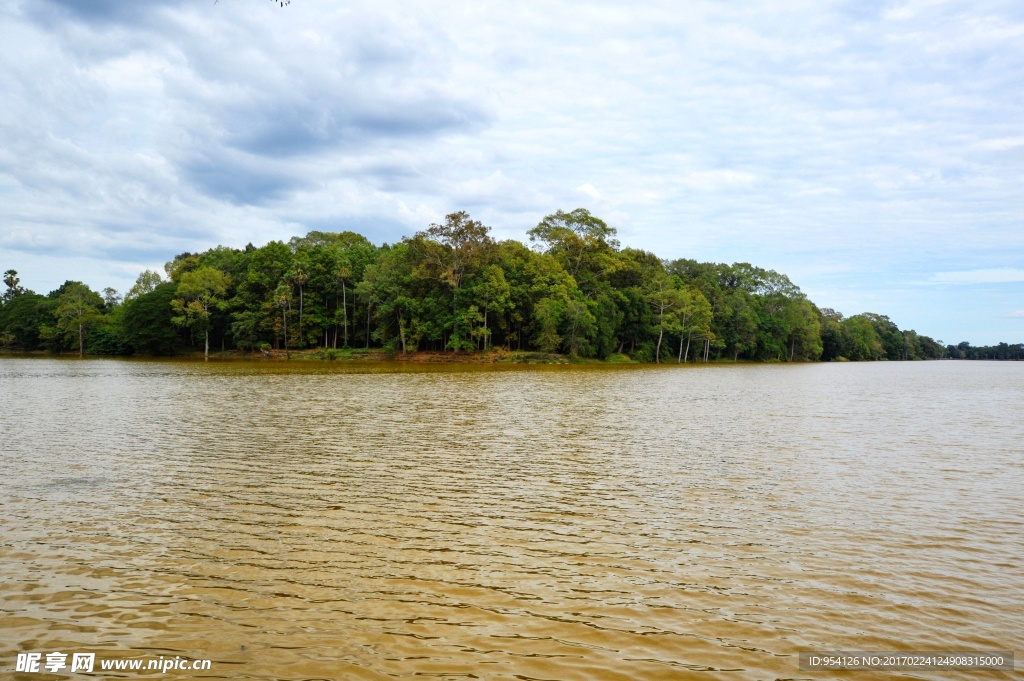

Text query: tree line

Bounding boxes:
[0,208,981,363]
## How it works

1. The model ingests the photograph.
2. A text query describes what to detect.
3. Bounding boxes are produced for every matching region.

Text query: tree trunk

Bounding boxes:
[684,334,691,363]
[298,285,304,348]
[342,280,348,348]
[365,303,371,348]
[282,308,288,359]
[204,329,209,361]
[78,324,84,357]
[655,325,663,363]
[398,315,407,354]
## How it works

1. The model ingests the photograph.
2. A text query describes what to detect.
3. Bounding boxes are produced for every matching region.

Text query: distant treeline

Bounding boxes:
[945,341,1024,361]
[0,208,1002,362]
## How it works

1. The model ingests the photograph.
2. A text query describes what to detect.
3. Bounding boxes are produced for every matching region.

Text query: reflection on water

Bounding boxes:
[1,359,1021,679]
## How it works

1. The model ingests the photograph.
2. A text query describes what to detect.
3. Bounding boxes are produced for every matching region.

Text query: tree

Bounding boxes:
[645,269,681,363]
[414,211,494,295]
[232,240,292,350]
[562,297,597,356]
[533,297,563,353]
[0,292,47,349]
[676,286,712,363]
[3,269,27,302]
[274,284,292,358]
[408,211,495,351]
[528,208,619,296]
[842,315,884,361]
[171,267,230,360]
[125,270,163,301]
[289,257,309,348]
[121,283,182,355]
[722,289,757,361]
[102,287,122,309]
[53,282,103,357]
[784,298,823,361]
[468,264,511,349]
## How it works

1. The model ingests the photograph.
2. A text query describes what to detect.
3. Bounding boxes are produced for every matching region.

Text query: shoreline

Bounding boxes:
[2,348,988,363]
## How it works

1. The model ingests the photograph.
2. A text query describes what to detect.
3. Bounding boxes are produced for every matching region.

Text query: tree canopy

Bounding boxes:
[0,208,976,361]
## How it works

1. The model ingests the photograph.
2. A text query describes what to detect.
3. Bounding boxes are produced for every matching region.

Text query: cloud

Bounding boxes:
[933,269,1024,284]
[2,0,1024,344]
[1008,310,1024,319]
[975,137,1024,152]
[30,0,179,28]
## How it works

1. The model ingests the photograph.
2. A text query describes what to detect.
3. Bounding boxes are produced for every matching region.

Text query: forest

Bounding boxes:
[0,208,981,363]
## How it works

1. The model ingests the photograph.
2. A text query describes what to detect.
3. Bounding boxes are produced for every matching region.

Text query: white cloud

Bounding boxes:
[976,137,1024,152]
[678,170,757,191]
[933,269,1024,284]
[1,0,1024,343]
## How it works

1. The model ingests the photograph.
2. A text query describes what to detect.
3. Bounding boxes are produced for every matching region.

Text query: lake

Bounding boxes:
[1,359,1021,679]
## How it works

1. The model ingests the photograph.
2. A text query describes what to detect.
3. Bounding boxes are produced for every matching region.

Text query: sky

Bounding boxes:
[1,0,1022,345]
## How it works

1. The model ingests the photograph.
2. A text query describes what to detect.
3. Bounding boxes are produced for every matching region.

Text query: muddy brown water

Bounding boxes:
[1,359,1021,679]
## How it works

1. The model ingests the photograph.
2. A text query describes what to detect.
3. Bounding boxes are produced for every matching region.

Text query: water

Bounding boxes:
[1,359,1021,679]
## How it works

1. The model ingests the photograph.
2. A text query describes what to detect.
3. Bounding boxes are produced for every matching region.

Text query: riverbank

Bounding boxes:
[208,347,628,364]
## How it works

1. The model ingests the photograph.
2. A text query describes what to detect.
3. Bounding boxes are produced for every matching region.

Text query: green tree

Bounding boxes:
[468,264,511,349]
[125,269,163,301]
[3,269,27,302]
[289,254,310,348]
[121,282,182,355]
[818,308,845,360]
[645,269,682,363]
[722,289,757,361]
[171,266,230,360]
[408,211,494,351]
[0,292,47,349]
[562,297,597,356]
[528,208,619,296]
[102,287,122,309]
[783,298,823,361]
[676,286,712,363]
[273,284,294,357]
[53,282,104,357]
[842,315,884,361]
[533,297,563,353]
[231,241,292,350]
[528,208,618,276]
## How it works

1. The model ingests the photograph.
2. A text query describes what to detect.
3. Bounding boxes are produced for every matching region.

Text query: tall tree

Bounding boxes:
[528,208,619,296]
[125,270,163,301]
[3,269,27,302]
[468,264,511,349]
[171,267,230,360]
[409,211,494,351]
[676,286,712,363]
[53,282,103,357]
[645,269,682,363]
[289,256,309,348]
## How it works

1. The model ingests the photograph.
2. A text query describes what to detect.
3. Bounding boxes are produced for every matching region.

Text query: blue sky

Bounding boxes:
[1,0,1022,344]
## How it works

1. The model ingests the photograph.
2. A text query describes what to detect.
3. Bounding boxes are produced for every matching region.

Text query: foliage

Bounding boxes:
[51,282,104,356]
[121,283,184,355]
[1,209,972,361]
